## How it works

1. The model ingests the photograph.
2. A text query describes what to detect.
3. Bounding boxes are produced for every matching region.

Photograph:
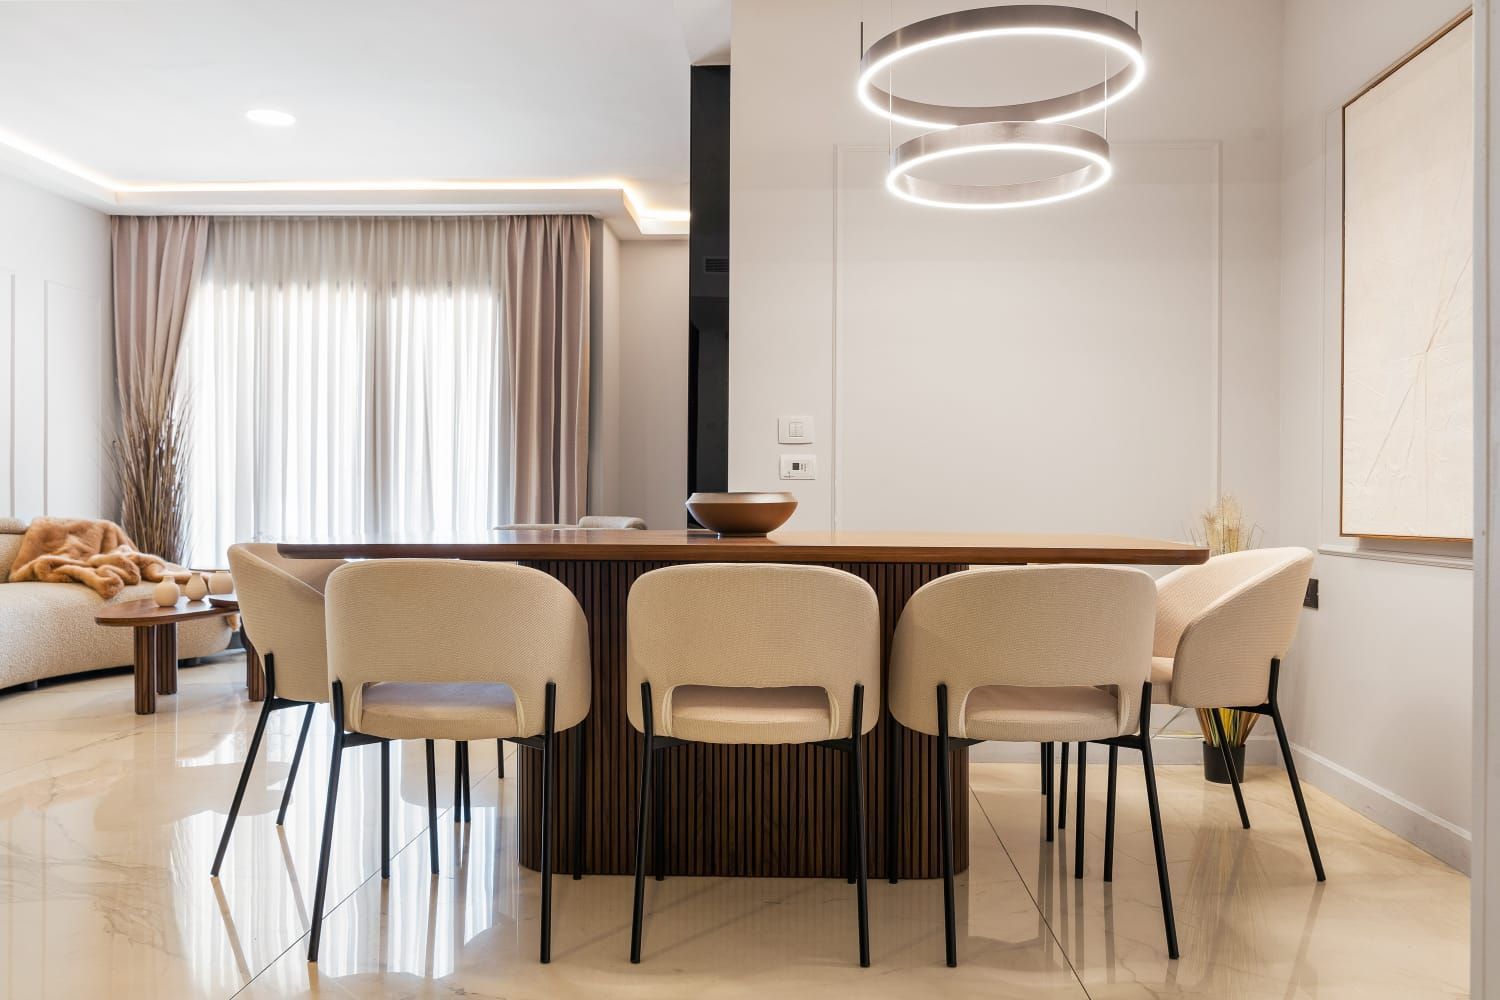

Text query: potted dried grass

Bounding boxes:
[1192,496,1259,784]
[111,369,190,565]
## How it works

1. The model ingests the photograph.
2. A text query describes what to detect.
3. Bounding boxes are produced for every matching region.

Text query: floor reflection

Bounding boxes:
[0,660,1471,999]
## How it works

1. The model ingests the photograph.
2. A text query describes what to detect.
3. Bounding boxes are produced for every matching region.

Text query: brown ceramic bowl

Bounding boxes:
[686,491,798,536]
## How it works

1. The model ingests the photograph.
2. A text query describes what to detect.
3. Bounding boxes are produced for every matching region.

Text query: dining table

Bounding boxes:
[278,529,1208,880]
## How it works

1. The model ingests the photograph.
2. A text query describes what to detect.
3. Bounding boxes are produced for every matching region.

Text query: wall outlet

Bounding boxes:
[778,416,814,444]
[780,454,817,480]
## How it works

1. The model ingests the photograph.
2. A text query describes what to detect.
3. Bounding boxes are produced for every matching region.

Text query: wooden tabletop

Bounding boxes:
[277,529,1208,566]
[95,597,237,626]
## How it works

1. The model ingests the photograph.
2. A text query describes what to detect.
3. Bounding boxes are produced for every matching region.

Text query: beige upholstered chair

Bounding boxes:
[625,563,880,967]
[1116,547,1323,880]
[308,559,590,965]
[211,543,344,877]
[888,565,1178,963]
[481,517,639,788]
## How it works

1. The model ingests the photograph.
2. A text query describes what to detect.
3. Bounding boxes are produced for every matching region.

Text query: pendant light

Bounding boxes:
[858,4,1144,210]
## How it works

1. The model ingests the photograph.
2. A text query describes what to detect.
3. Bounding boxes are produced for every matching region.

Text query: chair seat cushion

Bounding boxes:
[667,685,833,744]
[1151,656,1175,703]
[358,682,520,741]
[962,684,1123,742]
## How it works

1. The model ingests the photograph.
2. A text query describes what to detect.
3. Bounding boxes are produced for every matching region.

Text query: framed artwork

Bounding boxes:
[1341,9,1474,541]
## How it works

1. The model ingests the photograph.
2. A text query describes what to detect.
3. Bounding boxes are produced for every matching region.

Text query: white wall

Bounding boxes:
[1473,0,1496,986]
[617,239,688,530]
[729,0,1284,539]
[0,172,113,522]
[1279,0,1474,869]
[728,0,1476,868]
[729,0,1283,758]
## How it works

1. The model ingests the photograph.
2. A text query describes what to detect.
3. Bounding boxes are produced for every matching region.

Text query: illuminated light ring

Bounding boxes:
[858,5,1145,129]
[885,121,1112,210]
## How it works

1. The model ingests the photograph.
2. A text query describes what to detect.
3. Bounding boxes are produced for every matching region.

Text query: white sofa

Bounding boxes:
[0,517,233,691]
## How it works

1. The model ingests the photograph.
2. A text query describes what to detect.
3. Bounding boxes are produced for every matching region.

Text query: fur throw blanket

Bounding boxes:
[7,517,173,598]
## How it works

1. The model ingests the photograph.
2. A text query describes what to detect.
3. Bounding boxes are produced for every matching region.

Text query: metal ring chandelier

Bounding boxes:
[858,4,1144,210]
[857,4,1146,130]
[886,121,1111,210]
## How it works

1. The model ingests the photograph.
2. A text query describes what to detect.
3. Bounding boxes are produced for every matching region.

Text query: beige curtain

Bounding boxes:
[111,216,210,409]
[178,214,590,560]
[502,215,591,524]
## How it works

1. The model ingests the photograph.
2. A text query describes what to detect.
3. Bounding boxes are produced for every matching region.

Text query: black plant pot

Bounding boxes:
[1201,740,1247,784]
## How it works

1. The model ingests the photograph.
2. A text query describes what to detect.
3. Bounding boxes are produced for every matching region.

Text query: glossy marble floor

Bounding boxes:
[0,657,1469,999]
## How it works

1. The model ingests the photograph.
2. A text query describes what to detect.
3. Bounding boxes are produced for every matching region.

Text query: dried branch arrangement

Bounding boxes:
[111,369,190,564]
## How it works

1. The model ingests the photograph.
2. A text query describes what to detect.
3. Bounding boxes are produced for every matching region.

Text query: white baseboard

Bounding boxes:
[1285,740,1472,873]
[968,734,1471,873]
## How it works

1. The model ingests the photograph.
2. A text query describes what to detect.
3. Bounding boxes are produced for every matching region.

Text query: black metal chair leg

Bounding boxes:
[850,683,869,968]
[455,741,470,824]
[497,738,506,779]
[1074,741,1087,879]
[307,683,348,963]
[572,723,586,880]
[462,741,472,823]
[453,742,462,822]
[380,739,391,879]
[936,684,957,968]
[1041,742,1049,795]
[887,716,902,884]
[277,703,315,826]
[1045,742,1055,843]
[425,739,439,875]
[630,682,655,964]
[1058,742,1070,830]
[1270,693,1326,881]
[1103,744,1118,882]
[1139,684,1180,959]
[540,682,557,964]
[1210,709,1251,829]
[210,679,275,877]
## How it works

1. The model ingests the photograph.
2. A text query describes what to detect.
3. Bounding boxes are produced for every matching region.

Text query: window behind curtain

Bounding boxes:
[181,217,513,566]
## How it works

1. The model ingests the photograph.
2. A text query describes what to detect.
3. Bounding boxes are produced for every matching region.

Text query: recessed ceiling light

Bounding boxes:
[245,108,296,127]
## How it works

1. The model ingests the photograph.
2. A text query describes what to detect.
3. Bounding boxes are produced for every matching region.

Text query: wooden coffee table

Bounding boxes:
[96,597,237,714]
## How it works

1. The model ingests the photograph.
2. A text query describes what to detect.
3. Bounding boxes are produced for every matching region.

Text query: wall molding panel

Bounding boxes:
[0,269,14,517]
[42,279,107,518]
[831,140,1225,541]
[0,172,113,524]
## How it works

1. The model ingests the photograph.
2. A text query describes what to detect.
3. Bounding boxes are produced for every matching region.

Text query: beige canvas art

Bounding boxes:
[1341,13,1473,540]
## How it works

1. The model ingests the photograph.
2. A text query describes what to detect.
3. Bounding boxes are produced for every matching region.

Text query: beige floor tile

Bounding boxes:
[0,661,1471,999]
[970,759,1469,998]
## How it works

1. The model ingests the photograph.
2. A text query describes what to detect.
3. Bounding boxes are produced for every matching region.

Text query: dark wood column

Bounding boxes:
[516,559,970,879]
[133,628,156,715]
[153,623,179,695]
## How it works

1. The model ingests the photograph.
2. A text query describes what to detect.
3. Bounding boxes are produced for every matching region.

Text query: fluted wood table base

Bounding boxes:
[516,560,970,879]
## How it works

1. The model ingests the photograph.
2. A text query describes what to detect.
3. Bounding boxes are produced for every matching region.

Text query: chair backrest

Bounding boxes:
[578,515,646,530]
[228,543,344,703]
[500,516,646,531]
[1153,547,1313,707]
[889,565,1157,740]
[626,563,880,740]
[325,559,590,737]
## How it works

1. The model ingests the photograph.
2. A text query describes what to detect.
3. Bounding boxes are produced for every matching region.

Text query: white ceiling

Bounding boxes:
[0,0,727,235]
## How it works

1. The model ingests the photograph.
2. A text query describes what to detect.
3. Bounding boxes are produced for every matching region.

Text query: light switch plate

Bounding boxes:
[778,415,814,445]
[780,454,817,480]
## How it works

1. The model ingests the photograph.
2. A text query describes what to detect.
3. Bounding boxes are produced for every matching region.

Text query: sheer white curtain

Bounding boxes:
[182,217,514,565]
